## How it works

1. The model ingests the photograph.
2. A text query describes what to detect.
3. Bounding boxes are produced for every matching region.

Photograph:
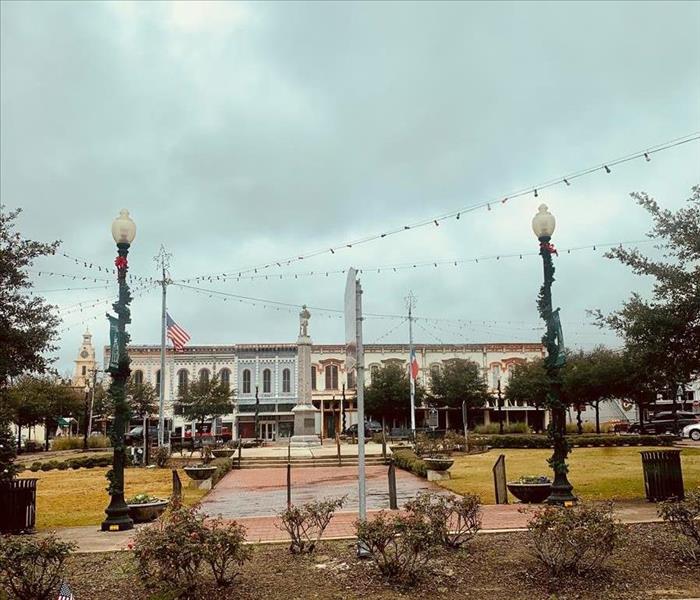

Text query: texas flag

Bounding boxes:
[409,348,419,381]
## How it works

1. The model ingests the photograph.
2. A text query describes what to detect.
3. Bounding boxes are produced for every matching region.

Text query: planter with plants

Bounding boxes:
[126,493,169,523]
[423,457,454,472]
[183,465,218,480]
[507,475,552,503]
[211,448,236,459]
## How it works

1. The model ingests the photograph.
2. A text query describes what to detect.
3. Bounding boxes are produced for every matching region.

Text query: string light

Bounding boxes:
[177,132,699,284]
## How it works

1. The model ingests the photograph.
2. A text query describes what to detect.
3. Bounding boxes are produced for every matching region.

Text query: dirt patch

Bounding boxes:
[61,523,699,600]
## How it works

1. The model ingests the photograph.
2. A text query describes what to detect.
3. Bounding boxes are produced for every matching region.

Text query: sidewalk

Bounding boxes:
[51,501,663,553]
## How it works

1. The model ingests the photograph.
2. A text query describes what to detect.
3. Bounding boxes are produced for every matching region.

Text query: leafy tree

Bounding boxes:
[176,375,235,436]
[596,186,700,394]
[504,358,549,431]
[6,376,82,451]
[0,209,60,389]
[429,360,489,428]
[365,363,425,425]
[0,408,18,481]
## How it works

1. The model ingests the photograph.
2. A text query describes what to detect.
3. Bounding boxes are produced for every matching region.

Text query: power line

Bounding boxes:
[178,132,699,283]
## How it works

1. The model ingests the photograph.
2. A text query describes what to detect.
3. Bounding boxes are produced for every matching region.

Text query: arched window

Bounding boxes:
[491,364,501,389]
[325,365,338,390]
[155,369,161,395]
[263,368,272,393]
[311,366,317,390]
[199,368,210,384]
[282,368,291,393]
[177,370,189,395]
[132,370,144,385]
[370,364,380,378]
[219,368,231,389]
[430,364,441,379]
[347,370,355,389]
[242,369,251,394]
[82,365,87,376]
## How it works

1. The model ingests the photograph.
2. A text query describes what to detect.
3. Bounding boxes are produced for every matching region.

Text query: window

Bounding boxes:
[370,364,380,378]
[311,366,317,390]
[242,369,251,394]
[491,364,501,389]
[282,368,291,393]
[199,368,210,384]
[430,364,441,379]
[155,369,161,395]
[219,368,231,389]
[325,365,339,390]
[263,368,272,393]
[82,365,87,376]
[177,370,189,396]
[347,370,355,389]
[132,370,143,385]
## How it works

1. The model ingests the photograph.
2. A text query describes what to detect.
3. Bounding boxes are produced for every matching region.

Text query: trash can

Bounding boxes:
[640,450,684,502]
[0,478,38,533]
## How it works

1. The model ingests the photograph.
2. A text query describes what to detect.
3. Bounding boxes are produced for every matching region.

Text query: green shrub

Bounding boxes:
[87,435,111,449]
[51,437,82,451]
[474,422,531,435]
[528,503,623,577]
[473,433,675,449]
[277,496,346,554]
[153,446,170,468]
[22,440,43,453]
[0,533,76,600]
[405,491,481,549]
[658,491,700,561]
[356,511,435,583]
[57,462,69,471]
[392,449,427,478]
[133,503,250,592]
[29,462,42,472]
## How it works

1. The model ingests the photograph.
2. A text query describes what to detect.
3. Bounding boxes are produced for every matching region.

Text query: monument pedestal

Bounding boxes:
[290,403,321,447]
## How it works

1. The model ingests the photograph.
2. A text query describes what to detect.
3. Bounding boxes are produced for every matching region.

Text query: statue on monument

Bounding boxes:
[299,305,311,337]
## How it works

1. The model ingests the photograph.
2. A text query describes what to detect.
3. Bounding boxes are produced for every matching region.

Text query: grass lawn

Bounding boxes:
[439,446,700,503]
[19,467,206,529]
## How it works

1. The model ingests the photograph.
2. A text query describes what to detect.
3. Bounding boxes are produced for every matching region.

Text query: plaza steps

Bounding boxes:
[234,455,388,469]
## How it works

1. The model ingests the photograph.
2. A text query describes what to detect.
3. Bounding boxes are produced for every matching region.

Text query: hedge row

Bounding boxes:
[23,455,113,472]
[471,434,676,449]
[391,449,428,478]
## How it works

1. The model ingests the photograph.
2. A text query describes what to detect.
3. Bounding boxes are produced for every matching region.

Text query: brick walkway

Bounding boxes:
[200,465,441,518]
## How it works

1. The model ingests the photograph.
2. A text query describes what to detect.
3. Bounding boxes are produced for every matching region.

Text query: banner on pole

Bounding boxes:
[107,314,120,371]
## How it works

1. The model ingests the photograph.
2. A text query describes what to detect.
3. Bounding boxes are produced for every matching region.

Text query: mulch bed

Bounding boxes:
[63,523,698,600]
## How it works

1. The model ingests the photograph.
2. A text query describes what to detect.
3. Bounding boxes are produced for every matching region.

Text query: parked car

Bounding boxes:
[682,422,700,441]
[344,421,383,437]
[124,425,162,446]
[628,411,700,435]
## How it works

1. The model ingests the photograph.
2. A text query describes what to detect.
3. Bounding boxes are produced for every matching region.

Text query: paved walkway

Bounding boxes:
[200,465,436,518]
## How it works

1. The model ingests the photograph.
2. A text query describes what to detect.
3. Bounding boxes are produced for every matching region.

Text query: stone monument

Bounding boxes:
[290,305,321,447]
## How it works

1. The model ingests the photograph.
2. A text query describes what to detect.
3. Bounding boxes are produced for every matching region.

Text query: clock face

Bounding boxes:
[80,350,89,359]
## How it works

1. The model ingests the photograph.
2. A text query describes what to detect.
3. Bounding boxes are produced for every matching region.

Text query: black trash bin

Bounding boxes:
[0,478,38,533]
[640,450,684,502]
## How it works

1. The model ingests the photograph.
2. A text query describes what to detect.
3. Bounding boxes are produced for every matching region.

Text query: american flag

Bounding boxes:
[166,312,191,352]
[57,581,74,600]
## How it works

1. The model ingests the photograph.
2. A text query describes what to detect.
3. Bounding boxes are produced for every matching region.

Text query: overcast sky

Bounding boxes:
[2,1,699,375]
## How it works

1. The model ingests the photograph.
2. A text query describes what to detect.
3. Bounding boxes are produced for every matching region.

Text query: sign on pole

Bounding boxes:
[344,269,357,374]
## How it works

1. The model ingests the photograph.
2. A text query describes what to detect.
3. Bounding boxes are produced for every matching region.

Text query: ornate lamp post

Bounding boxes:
[532,204,576,506]
[101,209,136,532]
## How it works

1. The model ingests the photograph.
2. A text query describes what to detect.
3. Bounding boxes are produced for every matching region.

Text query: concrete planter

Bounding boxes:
[127,500,169,523]
[423,457,454,472]
[211,449,235,459]
[506,482,552,503]
[183,466,218,481]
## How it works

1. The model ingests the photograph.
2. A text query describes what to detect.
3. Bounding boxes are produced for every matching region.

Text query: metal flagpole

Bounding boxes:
[406,291,416,437]
[154,246,171,447]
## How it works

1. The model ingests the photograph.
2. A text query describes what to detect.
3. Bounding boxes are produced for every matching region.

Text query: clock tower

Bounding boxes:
[73,329,97,387]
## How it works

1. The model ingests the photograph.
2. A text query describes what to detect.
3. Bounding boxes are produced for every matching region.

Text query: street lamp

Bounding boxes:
[532,204,576,506]
[101,209,136,532]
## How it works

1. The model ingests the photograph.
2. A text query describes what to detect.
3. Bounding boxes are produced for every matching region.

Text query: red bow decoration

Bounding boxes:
[540,241,559,256]
[115,256,128,270]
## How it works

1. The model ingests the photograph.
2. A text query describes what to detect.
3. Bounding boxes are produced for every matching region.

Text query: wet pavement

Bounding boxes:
[200,465,442,518]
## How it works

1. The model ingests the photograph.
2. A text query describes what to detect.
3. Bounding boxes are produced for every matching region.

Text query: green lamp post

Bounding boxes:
[532,204,577,506]
[101,209,136,532]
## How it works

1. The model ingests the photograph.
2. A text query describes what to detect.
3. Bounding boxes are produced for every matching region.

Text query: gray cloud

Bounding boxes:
[1,0,699,374]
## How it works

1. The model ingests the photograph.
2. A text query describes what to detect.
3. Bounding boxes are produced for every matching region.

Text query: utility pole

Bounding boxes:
[405,291,417,437]
[154,245,172,447]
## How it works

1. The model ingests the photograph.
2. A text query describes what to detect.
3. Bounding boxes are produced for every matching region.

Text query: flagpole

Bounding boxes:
[154,246,171,448]
[406,291,416,438]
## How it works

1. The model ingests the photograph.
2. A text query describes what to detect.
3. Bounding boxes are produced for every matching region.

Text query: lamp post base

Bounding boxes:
[545,479,578,507]
[101,496,134,532]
